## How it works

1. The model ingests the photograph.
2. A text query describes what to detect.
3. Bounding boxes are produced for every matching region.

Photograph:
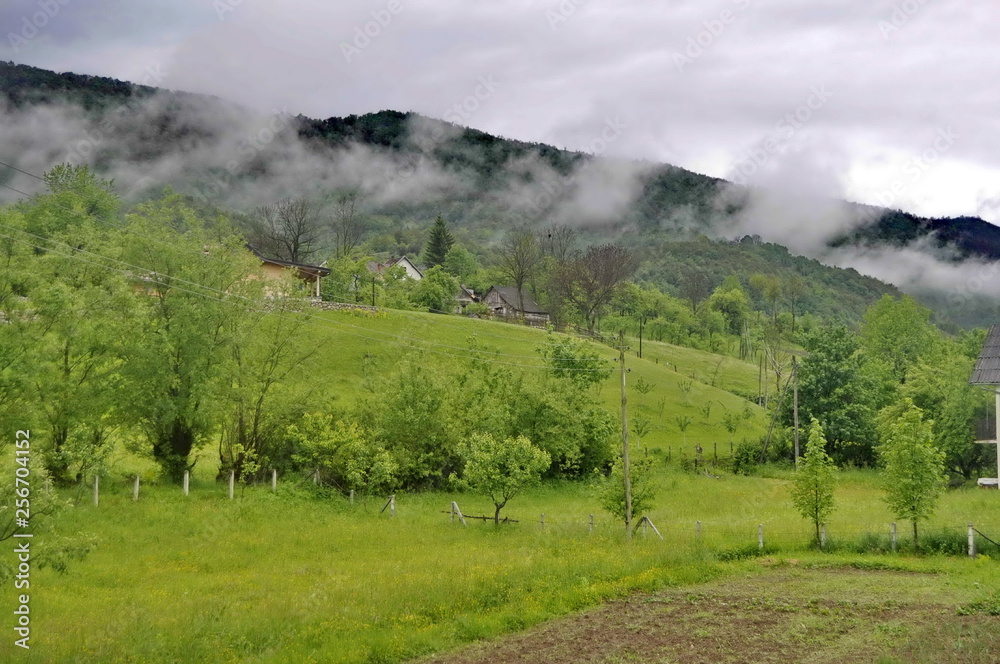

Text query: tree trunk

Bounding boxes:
[154,420,196,482]
[494,503,503,525]
[913,520,919,551]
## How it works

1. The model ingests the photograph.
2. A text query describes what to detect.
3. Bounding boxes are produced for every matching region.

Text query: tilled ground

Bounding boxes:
[419,563,996,664]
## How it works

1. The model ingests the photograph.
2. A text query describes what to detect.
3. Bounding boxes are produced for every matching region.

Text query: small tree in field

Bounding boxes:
[878,400,946,550]
[458,433,550,524]
[791,418,837,546]
[598,455,656,524]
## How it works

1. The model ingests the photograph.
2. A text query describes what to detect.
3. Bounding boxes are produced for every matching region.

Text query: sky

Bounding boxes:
[2,0,999,225]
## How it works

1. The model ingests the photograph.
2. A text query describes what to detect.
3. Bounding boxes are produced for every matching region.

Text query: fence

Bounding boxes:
[83,473,998,559]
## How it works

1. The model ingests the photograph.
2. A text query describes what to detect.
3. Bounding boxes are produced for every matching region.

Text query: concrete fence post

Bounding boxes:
[183,470,189,496]
[758,524,764,550]
[891,522,897,552]
[968,523,976,559]
[93,475,99,507]
[133,475,140,502]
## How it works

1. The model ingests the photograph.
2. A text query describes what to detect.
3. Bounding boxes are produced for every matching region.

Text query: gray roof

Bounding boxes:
[488,286,548,315]
[970,323,1000,384]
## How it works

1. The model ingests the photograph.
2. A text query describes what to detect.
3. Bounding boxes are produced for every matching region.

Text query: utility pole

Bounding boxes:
[793,355,800,465]
[619,331,633,540]
[371,274,376,307]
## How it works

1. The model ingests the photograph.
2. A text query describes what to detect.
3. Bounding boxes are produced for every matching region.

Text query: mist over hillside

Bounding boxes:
[3,61,1000,327]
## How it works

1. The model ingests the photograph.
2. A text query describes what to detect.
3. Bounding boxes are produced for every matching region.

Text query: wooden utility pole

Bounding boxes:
[619,331,633,540]
[793,355,800,465]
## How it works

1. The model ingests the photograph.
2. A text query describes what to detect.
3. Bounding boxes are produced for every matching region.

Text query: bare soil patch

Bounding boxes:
[419,564,994,664]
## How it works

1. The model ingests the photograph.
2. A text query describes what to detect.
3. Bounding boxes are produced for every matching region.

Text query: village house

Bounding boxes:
[248,245,330,298]
[367,255,423,281]
[969,322,1000,489]
[482,286,550,325]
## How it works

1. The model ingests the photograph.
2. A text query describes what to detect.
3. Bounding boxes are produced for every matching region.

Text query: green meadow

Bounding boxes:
[2,463,998,663]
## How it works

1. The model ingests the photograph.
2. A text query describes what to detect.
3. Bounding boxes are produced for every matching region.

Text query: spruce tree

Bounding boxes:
[424,216,454,267]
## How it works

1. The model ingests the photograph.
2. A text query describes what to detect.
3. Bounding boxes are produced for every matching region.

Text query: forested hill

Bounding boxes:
[2,60,998,327]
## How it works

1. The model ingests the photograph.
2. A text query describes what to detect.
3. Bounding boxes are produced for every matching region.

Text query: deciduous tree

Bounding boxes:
[791,419,837,545]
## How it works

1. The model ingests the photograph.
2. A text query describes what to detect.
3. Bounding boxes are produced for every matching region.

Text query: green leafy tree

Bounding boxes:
[411,265,458,313]
[442,244,480,282]
[423,216,454,267]
[780,325,882,466]
[120,194,259,481]
[877,399,946,550]
[791,419,837,545]
[598,454,656,524]
[861,295,937,383]
[457,433,550,524]
[537,331,611,391]
[287,414,396,495]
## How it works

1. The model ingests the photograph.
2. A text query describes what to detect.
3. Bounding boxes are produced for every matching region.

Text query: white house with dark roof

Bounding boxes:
[969,322,1000,488]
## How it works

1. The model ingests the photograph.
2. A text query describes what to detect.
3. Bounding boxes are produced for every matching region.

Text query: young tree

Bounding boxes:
[791,419,837,545]
[458,433,550,524]
[423,216,454,267]
[877,399,946,550]
[599,454,656,525]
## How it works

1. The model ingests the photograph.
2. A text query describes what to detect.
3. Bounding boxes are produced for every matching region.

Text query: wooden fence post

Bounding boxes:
[451,501,467,526]
[183,470,189,496]
[696,520,701,541]
[229,470,235,500]
[820,524,827,549]
[891,522,897,552]
[589,514,594,534]
[968,523,976,559]
[540,513,545,529]
[93,475,99,507]
[133,475,140,502]
[758,524,764,550]
[271,469,277,492]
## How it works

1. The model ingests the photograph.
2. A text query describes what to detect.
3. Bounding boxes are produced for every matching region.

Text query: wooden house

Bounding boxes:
[248,245,330,298]
[482,286,549,325]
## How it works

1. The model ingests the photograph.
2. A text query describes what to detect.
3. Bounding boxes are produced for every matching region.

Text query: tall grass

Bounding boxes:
[3,468,998,663]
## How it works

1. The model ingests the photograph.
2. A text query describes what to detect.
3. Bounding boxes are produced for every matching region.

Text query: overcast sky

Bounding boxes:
[3,0,999,223]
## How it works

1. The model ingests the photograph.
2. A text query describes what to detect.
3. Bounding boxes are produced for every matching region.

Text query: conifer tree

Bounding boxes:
[424,216,454,267]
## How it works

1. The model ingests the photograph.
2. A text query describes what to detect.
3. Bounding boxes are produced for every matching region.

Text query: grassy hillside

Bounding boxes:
[297,307,768,456]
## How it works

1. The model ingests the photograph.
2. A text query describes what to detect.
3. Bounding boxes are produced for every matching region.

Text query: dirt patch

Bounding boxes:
[418,567,982,664]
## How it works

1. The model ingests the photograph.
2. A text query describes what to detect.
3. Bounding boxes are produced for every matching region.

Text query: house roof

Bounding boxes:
[247,244,331,277]
[970,323,1000,385]
[368,255,424,279]
[487,286,547,315]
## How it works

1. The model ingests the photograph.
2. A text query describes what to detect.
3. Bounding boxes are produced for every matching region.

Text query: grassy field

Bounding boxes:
[3,465,997,663]
[298,308,769,456]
